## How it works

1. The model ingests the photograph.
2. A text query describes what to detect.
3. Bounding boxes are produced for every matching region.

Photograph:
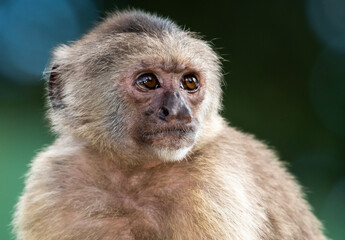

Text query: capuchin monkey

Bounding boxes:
[13,10,328,240]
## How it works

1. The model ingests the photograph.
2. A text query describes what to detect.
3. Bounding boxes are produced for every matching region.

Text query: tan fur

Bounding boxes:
[13,10,327,240]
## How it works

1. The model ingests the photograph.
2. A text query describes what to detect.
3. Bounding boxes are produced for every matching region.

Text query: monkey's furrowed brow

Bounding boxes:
[139,60,186,73]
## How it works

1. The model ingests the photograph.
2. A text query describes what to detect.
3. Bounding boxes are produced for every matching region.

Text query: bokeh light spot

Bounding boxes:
[322,178,345,239]
[0,0,97,83]
[307,0,345,53]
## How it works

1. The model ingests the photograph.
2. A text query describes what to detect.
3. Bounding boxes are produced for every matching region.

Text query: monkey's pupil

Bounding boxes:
[145,77,157,88]
[145,77,153,86]
[187,79,195,88]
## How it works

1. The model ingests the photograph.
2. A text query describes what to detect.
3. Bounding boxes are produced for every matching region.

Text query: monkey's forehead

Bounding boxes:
[138,59,187,73]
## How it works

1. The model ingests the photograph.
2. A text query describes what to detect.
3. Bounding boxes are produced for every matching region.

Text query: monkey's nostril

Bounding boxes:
[162,107,169,117]
[159,107,170,120]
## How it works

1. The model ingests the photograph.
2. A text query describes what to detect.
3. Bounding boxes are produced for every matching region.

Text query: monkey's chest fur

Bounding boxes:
[31,149,224,239]
[20,143,268,240]
[79,157,196,239]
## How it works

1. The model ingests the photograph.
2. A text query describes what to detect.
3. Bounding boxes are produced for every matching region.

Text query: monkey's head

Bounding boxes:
[47,10,223,163]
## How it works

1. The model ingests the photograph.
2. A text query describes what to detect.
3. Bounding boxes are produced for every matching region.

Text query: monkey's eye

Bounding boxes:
[135,73,160,90]
[180,74,199,92]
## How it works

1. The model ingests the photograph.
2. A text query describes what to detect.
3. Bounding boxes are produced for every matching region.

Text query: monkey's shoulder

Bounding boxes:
[198,125,281,169]
[200,126,327,239]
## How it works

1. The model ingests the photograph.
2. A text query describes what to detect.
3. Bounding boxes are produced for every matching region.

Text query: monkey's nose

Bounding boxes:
[158,105,192,123]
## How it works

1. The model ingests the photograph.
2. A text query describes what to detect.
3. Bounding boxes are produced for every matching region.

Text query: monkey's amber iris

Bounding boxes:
[181,74,199,92]
[136,73,160,90]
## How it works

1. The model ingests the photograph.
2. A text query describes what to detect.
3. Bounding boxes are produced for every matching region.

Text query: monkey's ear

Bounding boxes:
[48,65,65,109]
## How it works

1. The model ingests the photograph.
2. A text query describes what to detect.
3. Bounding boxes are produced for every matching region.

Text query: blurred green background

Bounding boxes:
[1,0,344,239]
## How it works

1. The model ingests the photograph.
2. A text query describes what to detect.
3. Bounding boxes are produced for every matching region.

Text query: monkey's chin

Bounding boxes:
[152,146,193,162]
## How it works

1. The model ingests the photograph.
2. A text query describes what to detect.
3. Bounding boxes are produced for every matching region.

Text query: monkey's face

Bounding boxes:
[118,60,206,161]
[49,31,222,162]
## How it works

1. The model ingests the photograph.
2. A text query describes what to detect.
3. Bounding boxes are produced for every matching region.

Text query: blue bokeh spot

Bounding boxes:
[0,0,97,83]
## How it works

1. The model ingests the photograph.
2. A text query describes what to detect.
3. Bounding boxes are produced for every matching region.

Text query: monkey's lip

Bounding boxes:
[143,127,195,138]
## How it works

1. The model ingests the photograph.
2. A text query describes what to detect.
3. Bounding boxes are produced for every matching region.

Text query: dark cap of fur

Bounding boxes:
[95,10,181,35]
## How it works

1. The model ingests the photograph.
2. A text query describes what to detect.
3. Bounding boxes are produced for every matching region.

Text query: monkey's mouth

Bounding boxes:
[138,125,196,149]
[143,128,194,138]
[140,126,196,148]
